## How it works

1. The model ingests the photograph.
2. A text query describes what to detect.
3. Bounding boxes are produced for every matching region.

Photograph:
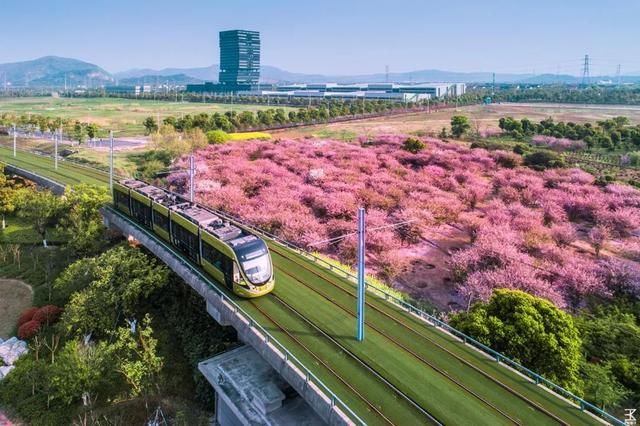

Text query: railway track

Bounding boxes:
[249,295,443,426]
[269,245,573,425]
[248,299,397,425]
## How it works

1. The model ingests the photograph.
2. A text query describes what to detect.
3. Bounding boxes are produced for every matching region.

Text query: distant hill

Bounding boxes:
[115,64,528,84]
[0,56,113,87]
[3,56,640,88]
[118,73,203,86]
[116,64,640,85]
[114,65,216,81]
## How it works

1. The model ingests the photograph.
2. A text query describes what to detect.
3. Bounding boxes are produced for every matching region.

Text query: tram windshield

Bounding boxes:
[235,240,272,285]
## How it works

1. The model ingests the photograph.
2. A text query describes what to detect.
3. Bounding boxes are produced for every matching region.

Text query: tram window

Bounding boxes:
[114,190,129,209]
[131,198,151,226]
[202,241,224,269]
[172,221,199,261]
[153,211,170,232]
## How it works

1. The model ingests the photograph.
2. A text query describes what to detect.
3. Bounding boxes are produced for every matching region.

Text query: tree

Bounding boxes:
[588,226,609,257]
[143,116,158,135]
[580,362,629,410]
[49,340,113,406]
[72,122,86,144]
[107,314,163,397]
[85,123,100,144]
[450,115,471,138]
[58,184,111,255]
[58,246,169,337]
[152,124,186,160]
[449,289,583,391]
[0,171,17,229]
[185,128,209,152]
[16,188,63,247]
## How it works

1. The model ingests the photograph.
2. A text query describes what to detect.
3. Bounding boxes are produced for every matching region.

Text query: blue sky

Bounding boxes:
[2,0,640,75]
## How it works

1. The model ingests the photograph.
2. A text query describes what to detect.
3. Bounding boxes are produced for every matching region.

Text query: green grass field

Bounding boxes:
[0,97,294,136]
[0,147,608,425]
[0,217,66,245]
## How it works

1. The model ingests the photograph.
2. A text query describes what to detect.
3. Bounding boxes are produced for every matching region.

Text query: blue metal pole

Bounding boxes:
[356,207,366,341]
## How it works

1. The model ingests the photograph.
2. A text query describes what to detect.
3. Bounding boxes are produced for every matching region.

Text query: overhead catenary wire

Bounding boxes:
[306,219,420,247]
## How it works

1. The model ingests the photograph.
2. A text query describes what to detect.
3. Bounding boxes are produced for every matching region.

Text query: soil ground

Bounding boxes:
[0,279,32,339]
[273,102,640,140]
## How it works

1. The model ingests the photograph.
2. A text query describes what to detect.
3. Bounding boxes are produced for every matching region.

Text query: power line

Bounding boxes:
[306,219,420,247]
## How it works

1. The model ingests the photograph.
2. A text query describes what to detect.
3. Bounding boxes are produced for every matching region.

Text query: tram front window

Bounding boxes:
[236,240,272,285]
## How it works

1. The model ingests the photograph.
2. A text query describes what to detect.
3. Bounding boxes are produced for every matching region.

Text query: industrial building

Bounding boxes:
[238,82,466,100]
[104,85,152,95]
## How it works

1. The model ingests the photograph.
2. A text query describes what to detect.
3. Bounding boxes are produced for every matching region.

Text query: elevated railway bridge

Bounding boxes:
[0,145,623,426]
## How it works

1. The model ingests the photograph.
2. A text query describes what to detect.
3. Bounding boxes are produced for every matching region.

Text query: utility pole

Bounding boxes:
[189,154,196,203]
[356,207,366,342]
[616,64,622,86]
[12,124,16,157]
[109,131,114,191]
[54,129,59,169]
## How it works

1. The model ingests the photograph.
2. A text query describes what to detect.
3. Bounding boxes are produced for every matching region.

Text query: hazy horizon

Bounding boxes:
[2,0,640,76]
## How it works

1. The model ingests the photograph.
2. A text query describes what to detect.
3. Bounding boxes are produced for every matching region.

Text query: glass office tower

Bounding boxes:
[218,30,260,88]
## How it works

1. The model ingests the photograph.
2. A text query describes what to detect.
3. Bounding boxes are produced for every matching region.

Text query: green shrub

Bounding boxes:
[206,130,230,144]
[470,140,504,151]
[512,144,530,155]
[523,151,565,170]
[494,152,520,169]
[402,137,426,154]
[628,151,640,167]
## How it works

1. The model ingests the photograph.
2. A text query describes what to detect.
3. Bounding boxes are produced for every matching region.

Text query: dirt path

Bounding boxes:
[0,279,33,339]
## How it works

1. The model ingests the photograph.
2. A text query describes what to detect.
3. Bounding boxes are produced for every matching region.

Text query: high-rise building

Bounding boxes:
[218,30,260,88]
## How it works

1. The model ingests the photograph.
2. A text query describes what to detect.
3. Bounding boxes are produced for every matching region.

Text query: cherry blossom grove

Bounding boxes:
[168,135,640,310]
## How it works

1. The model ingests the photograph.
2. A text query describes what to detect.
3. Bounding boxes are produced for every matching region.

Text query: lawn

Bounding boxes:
[0,97,295,136]
[0,217,67,245]
[0,279,32,339]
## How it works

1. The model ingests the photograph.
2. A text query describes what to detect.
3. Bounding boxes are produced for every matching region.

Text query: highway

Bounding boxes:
[0,144,615,425]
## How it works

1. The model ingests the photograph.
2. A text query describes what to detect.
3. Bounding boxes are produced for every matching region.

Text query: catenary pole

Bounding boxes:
[356,207,366,341]
[109,130,114,191]
[54,129,59,169]
[189,154,195,203]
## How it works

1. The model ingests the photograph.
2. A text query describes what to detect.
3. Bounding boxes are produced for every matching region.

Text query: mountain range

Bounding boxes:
[2,56,640,88]
[0,56,113,87]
